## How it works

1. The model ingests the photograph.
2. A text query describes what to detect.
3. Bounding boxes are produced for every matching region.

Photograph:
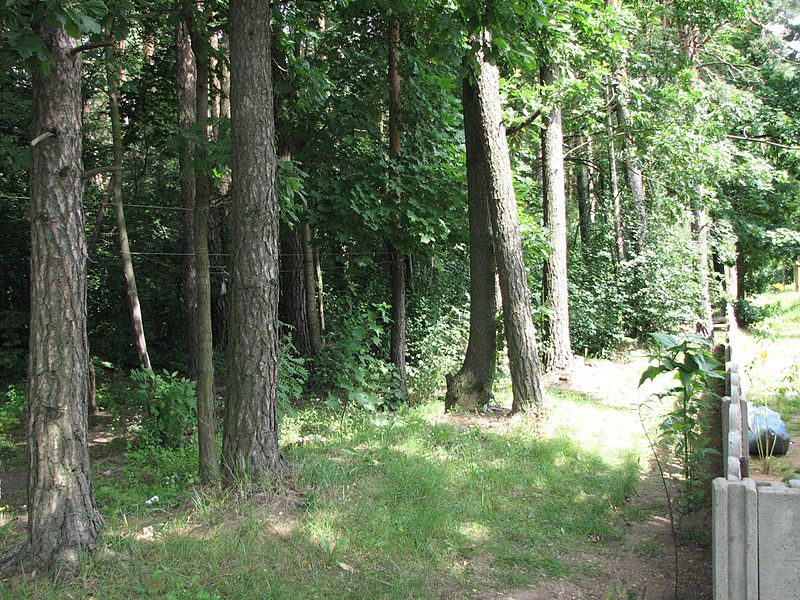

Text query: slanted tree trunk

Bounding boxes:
[605,90,625,263]
[191,11,219,482]
[302,222,322,353]
[0,21,102,581]
[388,15,408,402]
[468,43,546,414]
[105,22,152,371]
[540,63,574,372]
[445,75,497,412]
[177,14,198,378]
[222,0,284,482]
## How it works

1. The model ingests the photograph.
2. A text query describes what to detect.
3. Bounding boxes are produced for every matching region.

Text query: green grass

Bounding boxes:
[0,390,645,599]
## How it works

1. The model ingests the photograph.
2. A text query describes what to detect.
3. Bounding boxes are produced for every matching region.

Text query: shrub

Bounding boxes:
[640,332,723,510]
[131,369,196,448]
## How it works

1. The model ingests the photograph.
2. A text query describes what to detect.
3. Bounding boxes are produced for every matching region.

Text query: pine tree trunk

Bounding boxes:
[191,15,219,482]
[0,21,102,580]
[387,15,408,402]
[105,24,152,372]
[445,76,497,412]
[469,44,546,414]
[302,222,322,353]
[540,63,574,372]
[222,0,284,482]
[177,15,198,379]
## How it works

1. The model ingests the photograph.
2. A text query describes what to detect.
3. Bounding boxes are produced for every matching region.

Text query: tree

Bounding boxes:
[222,0,284,482]
[0,17,102,580]
[104,18,153,372]
[540,62,574,372]
[190,4,219,482]
[176,9,198,379]
[468,41,546,414]
[445,73,498,412]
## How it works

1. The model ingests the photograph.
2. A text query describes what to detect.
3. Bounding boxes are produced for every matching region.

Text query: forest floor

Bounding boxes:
[4,295,800,599]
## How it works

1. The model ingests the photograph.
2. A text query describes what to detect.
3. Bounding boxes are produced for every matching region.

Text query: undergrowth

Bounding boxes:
[1,392,643,599]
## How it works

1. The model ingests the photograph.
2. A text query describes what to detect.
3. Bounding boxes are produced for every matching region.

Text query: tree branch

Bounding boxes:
[727,134,800,150]
[505,109,541,138]
[70,40,114,56]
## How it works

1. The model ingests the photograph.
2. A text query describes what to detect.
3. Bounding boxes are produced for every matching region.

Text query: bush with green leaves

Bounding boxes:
[130,369,196,448]
[0,384,25,451]
[640,333,723,510]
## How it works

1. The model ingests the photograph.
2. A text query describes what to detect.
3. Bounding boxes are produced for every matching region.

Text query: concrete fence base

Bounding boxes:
[713,478,800,600]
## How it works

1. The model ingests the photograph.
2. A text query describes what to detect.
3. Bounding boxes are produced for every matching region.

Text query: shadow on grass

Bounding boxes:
[1,407,640,599]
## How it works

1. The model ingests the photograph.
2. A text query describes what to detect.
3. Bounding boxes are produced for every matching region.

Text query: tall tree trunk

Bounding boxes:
[222,0,284,482]
[191,11,219,482]
[468,44,546,414]
[445,76,497,412]
[177,15,198,379]
[105,23,152,371]
[302,222,322,353]
[0,21,102,580]
[540,63,574,372]
[680,24,715,337]
[605,90,625,263]
[388,15,408,402]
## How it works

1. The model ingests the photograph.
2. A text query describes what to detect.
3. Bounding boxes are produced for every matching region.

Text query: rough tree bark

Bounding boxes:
[540,63,574,372]
[469,44,546,414]
[388,14,408,402]
[444,75,498,412]
[0,21,102,581]
[222,0,284,482]
[191,10,219,482]
[176,14,198,379]
[105,22,152,371]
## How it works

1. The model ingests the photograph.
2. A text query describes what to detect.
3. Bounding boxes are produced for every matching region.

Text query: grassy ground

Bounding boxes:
[1,383,647,599]
[739,291,800,480]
